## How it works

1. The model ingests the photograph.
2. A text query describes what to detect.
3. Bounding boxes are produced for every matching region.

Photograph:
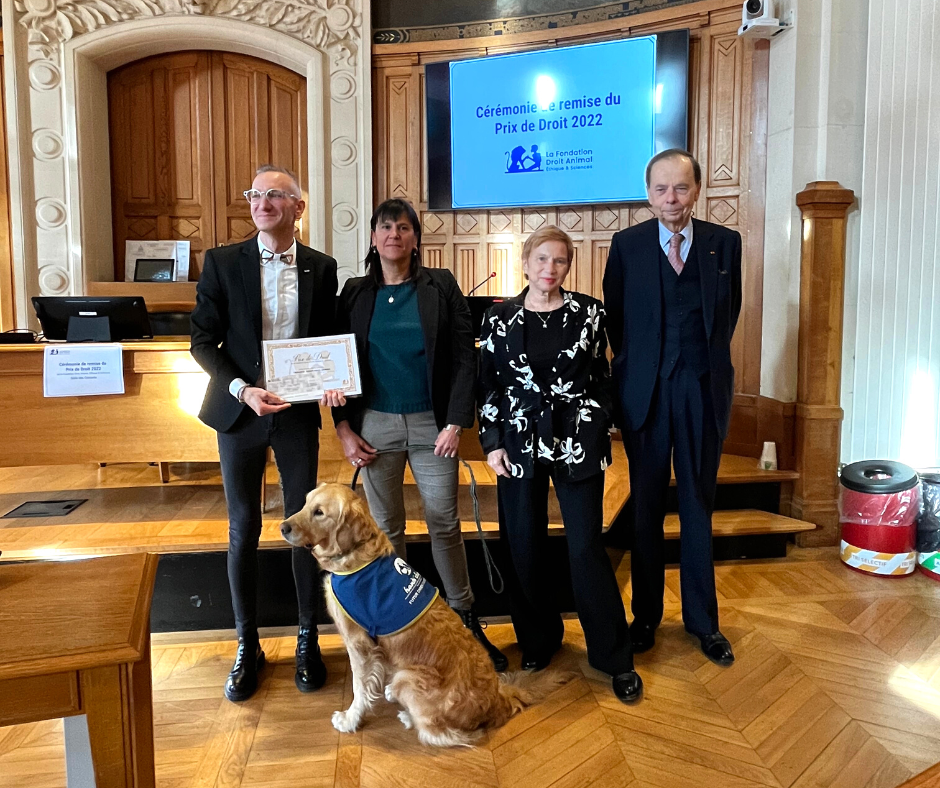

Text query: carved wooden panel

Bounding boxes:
[453,244,481,294]
[373,5,766,396]
[708,34,743,188]
[455,213,481,235]
[489,244,518,294]
[423,245,444,269]
[125,218,158,240]
[211,52,307,247]
[109,51,213,279]
[109,51,307,280]
[557,208,583,233]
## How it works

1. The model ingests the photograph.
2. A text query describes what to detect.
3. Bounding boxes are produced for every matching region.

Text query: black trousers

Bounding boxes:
[498,465,633,676]
[624,366,723,637]
[217,404,321,639]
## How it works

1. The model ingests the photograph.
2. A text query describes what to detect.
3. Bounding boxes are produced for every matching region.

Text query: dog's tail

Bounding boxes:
[490,670,577,727]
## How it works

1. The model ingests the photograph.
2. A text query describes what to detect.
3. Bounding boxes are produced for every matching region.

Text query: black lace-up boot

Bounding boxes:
[224,636,265,702]
[456,607,508,672]
[295,626,327,692]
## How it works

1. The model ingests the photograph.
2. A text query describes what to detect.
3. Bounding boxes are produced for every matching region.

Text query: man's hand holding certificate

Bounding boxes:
[262,333,362,404]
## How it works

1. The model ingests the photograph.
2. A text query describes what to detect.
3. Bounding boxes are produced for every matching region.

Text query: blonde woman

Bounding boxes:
[478,225,641,702]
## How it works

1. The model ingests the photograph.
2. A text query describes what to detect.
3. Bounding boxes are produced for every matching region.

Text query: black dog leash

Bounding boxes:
[350,446,504,595]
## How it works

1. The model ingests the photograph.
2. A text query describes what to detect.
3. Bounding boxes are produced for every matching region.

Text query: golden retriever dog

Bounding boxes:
[280,482,574,747]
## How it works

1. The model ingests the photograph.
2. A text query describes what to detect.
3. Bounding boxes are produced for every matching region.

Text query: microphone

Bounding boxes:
[467,272,496,296]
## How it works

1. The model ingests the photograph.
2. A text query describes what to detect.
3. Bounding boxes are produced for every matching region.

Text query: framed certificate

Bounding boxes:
[262,333,362,403]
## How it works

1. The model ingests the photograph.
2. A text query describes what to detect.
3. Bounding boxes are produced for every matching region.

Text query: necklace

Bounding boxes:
[530,310,552,329]
[382,278,411,304]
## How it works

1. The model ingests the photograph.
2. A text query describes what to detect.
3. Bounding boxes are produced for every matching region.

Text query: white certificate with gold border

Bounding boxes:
[262,333,362,403]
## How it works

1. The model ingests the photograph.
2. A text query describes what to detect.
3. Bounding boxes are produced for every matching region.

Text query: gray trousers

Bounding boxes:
[359,409,474,609]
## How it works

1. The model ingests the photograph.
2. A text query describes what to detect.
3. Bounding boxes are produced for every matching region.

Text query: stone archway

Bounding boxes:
[3,0,370,323]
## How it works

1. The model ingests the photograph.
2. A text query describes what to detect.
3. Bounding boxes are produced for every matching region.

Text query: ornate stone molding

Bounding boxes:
[15,0,362,61]
[372,0,700,44]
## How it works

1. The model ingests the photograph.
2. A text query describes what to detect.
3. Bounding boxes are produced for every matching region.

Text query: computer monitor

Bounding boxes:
[32,296,153,342]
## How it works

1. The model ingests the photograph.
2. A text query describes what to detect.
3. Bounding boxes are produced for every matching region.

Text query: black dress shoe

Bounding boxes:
[630,621,656,654]
[699,632,735,665]
[295,627,327,692]
[224,637,265,702]
[520,642,562,672]
[456,607,509,672]
[612,670,643,702]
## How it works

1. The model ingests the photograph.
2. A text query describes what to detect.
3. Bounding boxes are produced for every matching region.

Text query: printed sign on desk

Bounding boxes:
[43,344,125,397]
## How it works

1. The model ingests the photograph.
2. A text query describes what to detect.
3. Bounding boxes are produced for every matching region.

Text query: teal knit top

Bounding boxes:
[366,282,433,414]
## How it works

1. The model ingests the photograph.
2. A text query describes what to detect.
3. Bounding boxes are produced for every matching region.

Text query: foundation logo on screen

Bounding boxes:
[505,144,542,173]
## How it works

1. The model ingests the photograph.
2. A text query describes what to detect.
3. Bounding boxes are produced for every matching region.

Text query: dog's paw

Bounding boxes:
[332,710,360,734]
[384,684,397,704]
[397,710,413,729]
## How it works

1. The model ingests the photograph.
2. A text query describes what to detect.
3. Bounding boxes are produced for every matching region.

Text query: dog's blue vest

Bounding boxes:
[330,554,439,638]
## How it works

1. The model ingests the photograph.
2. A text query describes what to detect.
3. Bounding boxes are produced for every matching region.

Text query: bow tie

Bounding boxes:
[261,249,294,266]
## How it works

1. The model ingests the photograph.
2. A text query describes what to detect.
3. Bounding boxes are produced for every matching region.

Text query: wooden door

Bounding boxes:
[109,51,214,280]
[211,53,307,247]
[108,51,307,280]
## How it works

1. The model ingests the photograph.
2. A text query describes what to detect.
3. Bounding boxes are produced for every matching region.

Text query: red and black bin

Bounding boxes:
[839,460,921,576]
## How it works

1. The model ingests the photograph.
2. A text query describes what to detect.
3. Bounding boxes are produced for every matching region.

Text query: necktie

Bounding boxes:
[261,249,294,266]
[668,232,684,276]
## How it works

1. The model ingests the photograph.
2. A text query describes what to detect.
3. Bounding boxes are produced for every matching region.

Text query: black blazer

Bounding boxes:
[330,267,476,434]
[190,236,339,433]
[602,218,742,438]
[477,289,613,482]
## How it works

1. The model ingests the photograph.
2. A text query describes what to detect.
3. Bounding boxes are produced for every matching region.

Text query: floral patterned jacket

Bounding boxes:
[477,288,613,482]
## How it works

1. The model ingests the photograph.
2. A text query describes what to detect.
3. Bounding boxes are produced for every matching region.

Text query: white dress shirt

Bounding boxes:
[658,220,694,264]
[229,236,300,399]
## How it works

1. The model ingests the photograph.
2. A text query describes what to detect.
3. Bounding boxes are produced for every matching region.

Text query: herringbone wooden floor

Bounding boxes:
[2,548,939,788]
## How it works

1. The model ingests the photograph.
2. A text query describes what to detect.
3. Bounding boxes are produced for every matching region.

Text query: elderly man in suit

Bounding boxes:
[191,165,343,701]
[603,149,742,665]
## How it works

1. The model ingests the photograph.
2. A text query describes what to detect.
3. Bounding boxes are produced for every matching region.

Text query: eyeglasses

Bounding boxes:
[243,188,300,204]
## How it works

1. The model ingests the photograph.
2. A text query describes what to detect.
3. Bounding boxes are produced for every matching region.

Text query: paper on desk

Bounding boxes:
[43,344,125,397]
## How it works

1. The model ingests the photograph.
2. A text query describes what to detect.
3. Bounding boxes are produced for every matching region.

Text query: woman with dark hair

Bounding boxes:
[478,225,641,702]
[331,198,507,671]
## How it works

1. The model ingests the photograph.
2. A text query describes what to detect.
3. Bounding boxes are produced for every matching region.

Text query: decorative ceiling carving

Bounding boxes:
[14,0,362,60]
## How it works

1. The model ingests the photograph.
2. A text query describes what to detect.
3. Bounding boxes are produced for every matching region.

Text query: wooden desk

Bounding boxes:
[0,553,158,787]
[0,340,218,465]
[0,341,478,467]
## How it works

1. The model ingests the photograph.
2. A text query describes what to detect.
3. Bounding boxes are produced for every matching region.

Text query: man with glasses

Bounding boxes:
[191,165,343,702]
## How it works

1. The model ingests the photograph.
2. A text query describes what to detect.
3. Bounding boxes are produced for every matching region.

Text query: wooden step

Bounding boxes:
[664,509,815,539]
[0,455,803,561]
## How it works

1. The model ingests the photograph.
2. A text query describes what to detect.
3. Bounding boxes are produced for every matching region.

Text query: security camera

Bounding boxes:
[738,0,782,38]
